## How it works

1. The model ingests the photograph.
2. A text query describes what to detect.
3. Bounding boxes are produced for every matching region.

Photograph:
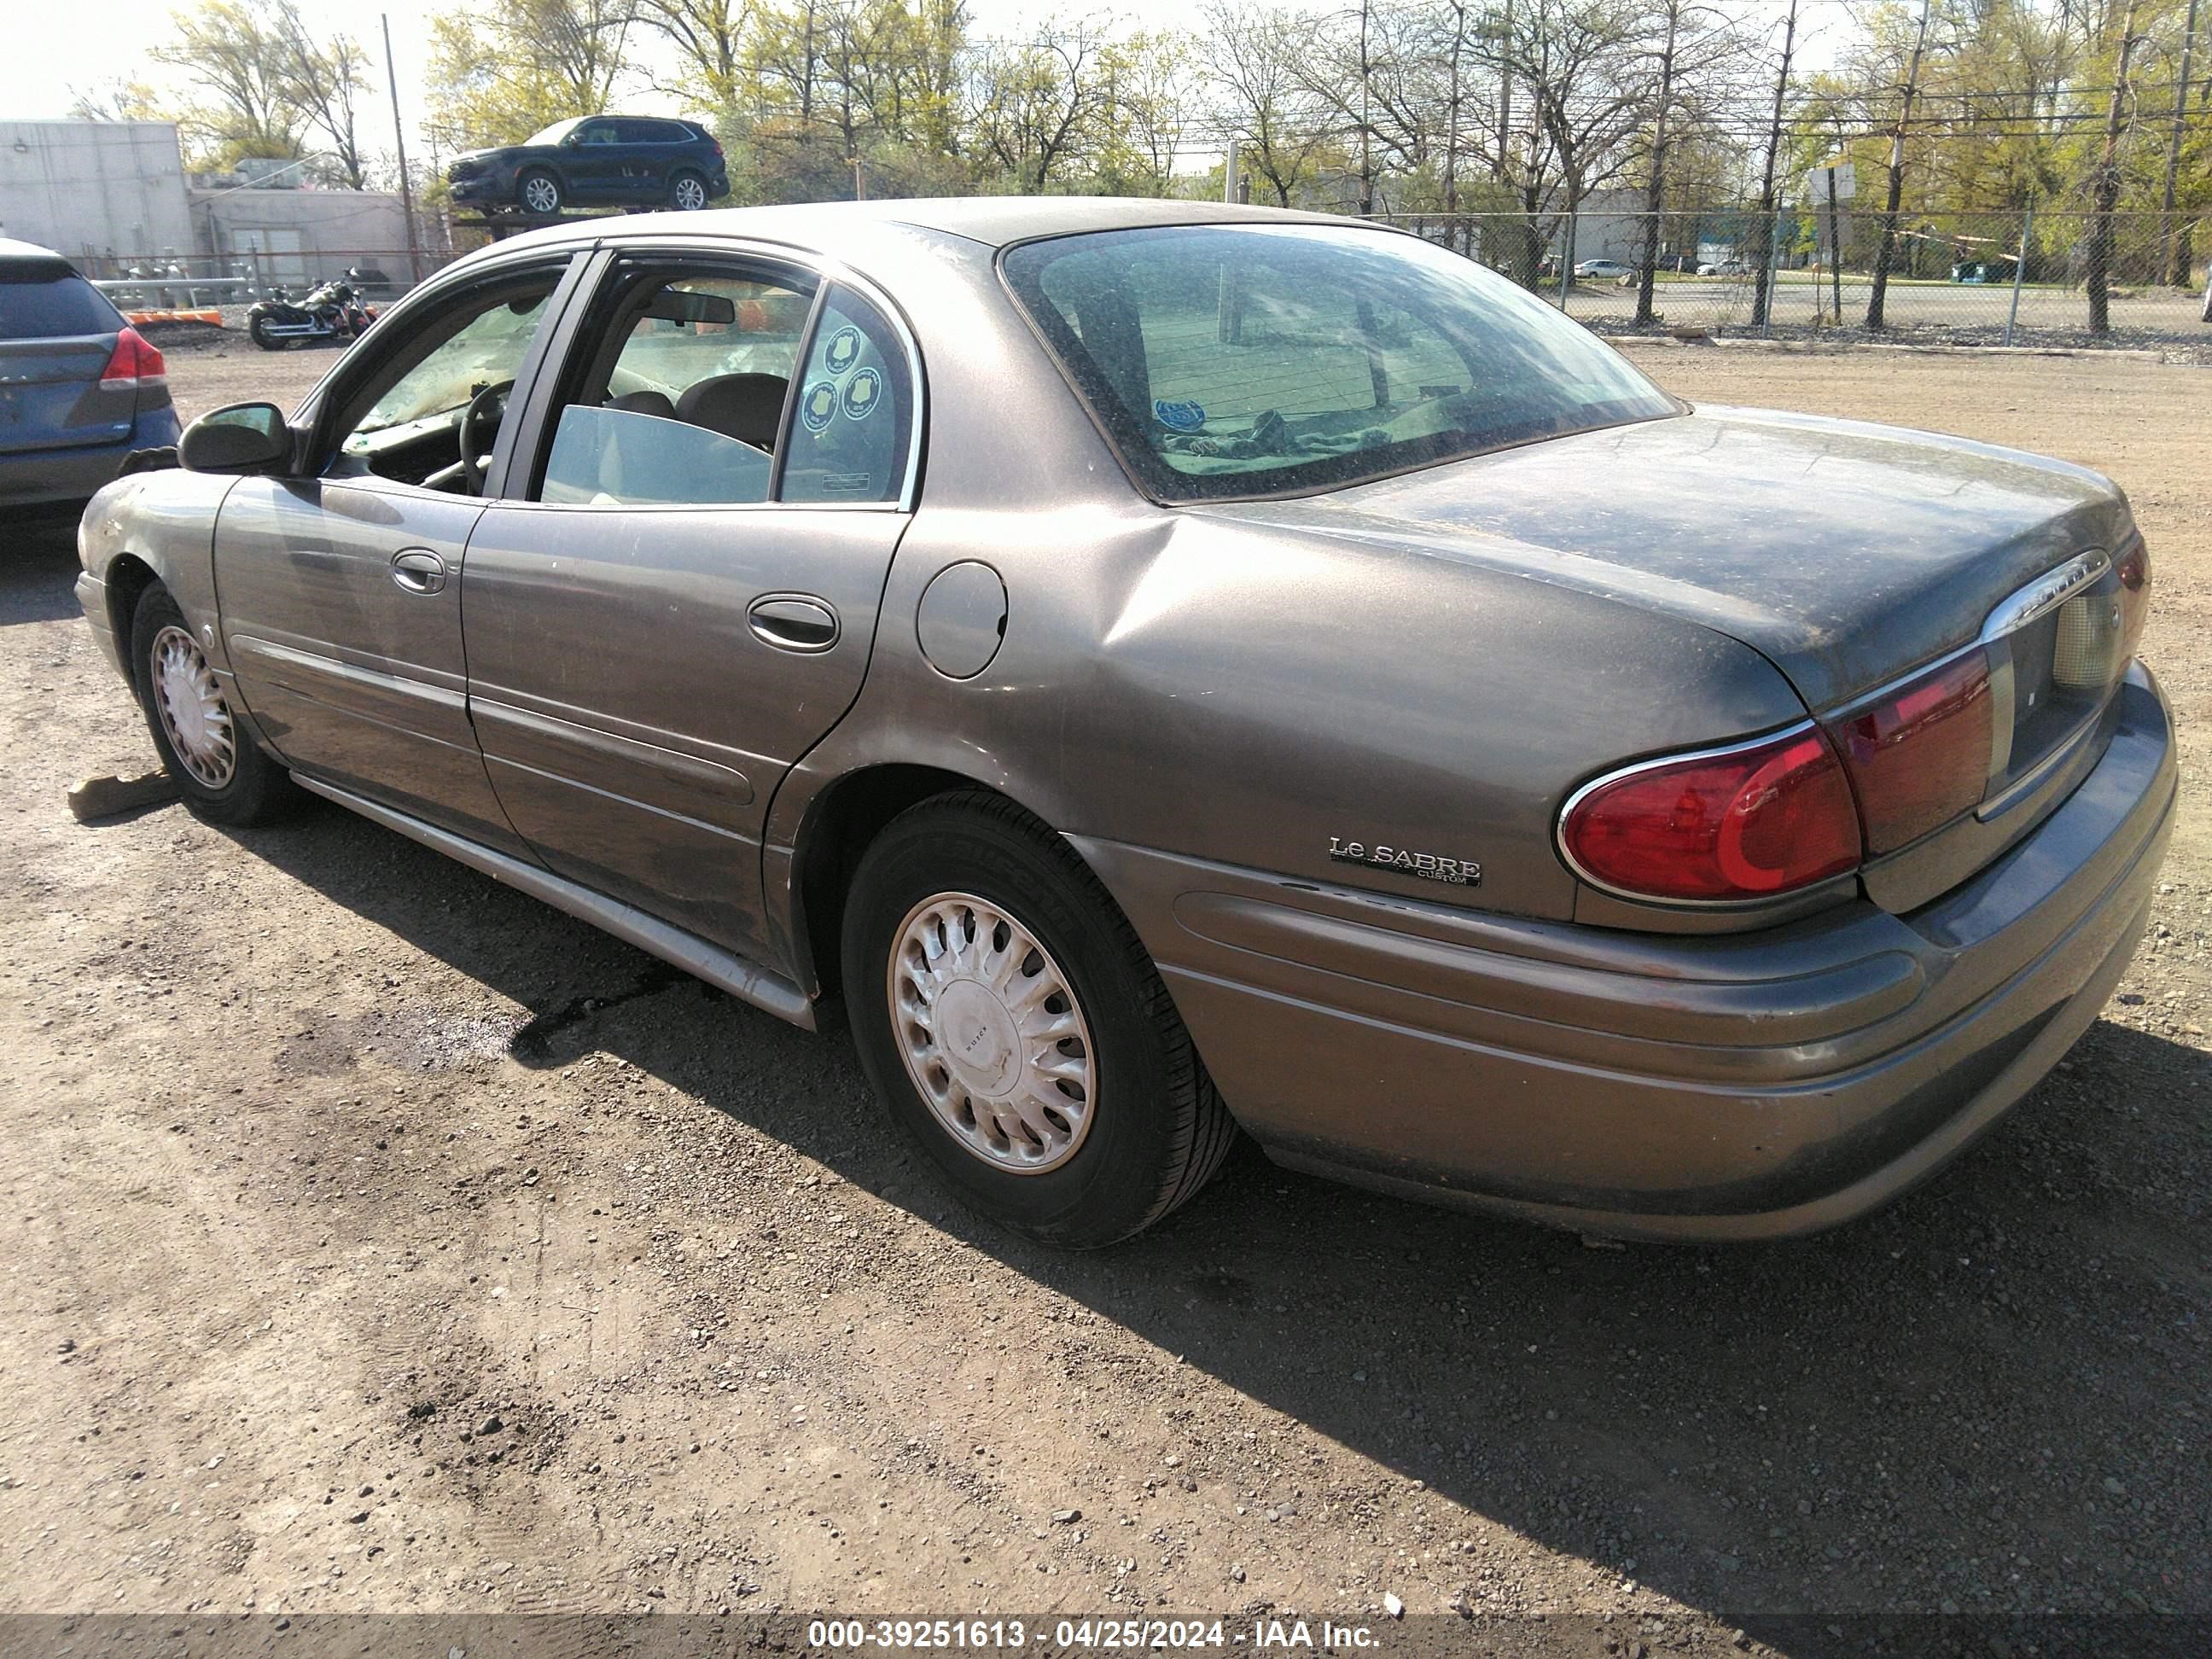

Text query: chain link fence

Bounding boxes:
[1380,208,2212,347]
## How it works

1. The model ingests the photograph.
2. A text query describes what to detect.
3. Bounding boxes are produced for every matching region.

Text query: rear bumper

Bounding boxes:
[0,413,178,508]
[1075,662,2178,1241]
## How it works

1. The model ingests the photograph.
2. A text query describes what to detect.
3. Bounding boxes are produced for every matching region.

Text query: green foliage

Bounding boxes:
[148,0,372,180]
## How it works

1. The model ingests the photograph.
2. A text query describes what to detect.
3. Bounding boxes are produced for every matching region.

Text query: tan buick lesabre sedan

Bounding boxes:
[73,199,2175,1246]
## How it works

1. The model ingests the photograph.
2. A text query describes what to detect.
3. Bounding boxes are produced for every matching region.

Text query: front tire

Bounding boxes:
[841,793,1237,1247]
[130,586,297,826]
[518,169,563,216]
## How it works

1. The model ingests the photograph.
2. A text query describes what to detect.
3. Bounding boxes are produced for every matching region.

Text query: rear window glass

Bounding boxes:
[0,265,120,339]
[1001,224,1677,503]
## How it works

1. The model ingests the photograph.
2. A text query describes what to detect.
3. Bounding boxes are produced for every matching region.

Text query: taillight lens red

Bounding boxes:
[1824,649,1994,855]
[99,326,166,393]
[1561,726,1862,901]
[2115,529,2151,662]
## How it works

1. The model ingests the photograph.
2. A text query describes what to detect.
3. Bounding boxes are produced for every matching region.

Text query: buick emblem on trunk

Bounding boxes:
[1328,837,1481,886]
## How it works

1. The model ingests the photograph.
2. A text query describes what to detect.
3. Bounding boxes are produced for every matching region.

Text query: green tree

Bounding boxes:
[427,0,637,152]
[153,0,304,167]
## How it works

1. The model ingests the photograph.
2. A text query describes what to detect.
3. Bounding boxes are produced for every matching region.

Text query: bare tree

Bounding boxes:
[275,0,371,188]
[1199,0,1334,207]
[153,0,305,165]
[2087,0,2140,333]
[637,0,754,108]
[968,17,1109,192]
[1632,0,1746,323]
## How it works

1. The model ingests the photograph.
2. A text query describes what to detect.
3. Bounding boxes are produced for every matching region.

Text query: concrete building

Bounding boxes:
[0,120,194,258]
[1,119,422,290]
[190,178,416,288]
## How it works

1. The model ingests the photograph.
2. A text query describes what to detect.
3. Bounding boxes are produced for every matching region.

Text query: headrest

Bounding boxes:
[605,388,676,420]
[674,372,789,451]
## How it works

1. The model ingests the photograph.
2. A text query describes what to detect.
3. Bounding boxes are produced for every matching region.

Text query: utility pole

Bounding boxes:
[1223,136,1238,204]
[1750,0,1800,328]
[381,13,422,283]
[2158,0,2200,288]
[851,153,865,200]
[1866,0,1932,329]
[2087,0,2140,334]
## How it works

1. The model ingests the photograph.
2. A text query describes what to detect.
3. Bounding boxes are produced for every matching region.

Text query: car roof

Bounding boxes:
[0,236,73,267]
[488,196,1377,257]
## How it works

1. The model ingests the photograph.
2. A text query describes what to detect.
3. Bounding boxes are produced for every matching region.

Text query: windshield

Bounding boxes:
[523,118,585,147]
[1001,224,1678,504]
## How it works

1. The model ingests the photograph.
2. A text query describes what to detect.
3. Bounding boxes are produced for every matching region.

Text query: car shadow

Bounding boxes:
[224,800,2207,1647]
[2,516,89,626]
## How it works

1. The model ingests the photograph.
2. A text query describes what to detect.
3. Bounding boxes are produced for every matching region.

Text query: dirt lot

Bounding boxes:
[2,335,2207,1650]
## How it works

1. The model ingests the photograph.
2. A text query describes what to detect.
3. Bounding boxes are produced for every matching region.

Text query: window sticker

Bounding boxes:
[800,380,839,433]
[1153,398,1207,432]
[823,325,863,375]
[841,366,882,422]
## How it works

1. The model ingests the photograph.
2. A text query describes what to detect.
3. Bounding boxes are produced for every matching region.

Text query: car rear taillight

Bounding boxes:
[2115,528,2151,662]
[1823,649,1994,855]
[1560,725,1862,902]
[99,326,166,393]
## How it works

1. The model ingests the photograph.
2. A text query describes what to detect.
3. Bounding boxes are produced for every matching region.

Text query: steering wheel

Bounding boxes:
[454,378,515,495]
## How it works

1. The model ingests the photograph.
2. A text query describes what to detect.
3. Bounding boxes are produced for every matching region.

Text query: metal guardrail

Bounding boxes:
[77,248,461,308]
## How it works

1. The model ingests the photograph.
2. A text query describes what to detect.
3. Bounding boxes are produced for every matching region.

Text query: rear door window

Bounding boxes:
[778,288,913,505]
[536,267,817,507]
[0,265,121,339]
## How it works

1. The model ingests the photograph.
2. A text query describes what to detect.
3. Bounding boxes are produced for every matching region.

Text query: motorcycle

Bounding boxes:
[247,268,379,351]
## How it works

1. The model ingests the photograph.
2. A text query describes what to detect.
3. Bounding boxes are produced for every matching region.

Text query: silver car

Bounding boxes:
[74,199,2174,1247]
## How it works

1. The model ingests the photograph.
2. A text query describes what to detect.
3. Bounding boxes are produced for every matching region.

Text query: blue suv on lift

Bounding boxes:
[446,116,731,218]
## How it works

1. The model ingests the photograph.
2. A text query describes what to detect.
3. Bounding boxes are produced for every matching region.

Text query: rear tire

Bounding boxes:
[668,170,709,211]
[130,585,298,826]
[248,312,284,351]
[841,792,1237,1247]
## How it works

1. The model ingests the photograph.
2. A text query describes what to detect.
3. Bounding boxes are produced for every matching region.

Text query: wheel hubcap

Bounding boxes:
[888,892,1096,1174]
[675,178,705,209]
[149,625,236,789]
[523,178,557,212]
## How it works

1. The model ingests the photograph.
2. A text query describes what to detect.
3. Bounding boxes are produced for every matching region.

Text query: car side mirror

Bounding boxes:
[179,402,291,474]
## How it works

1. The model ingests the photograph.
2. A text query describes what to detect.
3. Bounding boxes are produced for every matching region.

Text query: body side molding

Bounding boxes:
[290,773,817,1031]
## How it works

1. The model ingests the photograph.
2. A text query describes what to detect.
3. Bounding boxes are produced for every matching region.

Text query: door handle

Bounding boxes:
[390,549,448,595]
[748,595,839,653]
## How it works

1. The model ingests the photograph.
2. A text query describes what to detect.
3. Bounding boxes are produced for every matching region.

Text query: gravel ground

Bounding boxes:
[1,335,2206,1653]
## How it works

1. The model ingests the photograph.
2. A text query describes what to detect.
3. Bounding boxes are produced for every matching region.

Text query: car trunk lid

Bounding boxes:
[1208,405,2142,904]
[0,334,135,451]
[2,258,141,453]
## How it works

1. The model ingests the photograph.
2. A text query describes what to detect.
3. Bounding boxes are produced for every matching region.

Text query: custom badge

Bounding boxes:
[1153,398,1207,432]
[841,366,882,422]
[800,381,839,433]
[824,324,863,375]
[1327,837,1481,887]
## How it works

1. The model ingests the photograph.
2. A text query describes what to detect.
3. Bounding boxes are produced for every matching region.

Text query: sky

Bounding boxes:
[9,0,1207,162]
